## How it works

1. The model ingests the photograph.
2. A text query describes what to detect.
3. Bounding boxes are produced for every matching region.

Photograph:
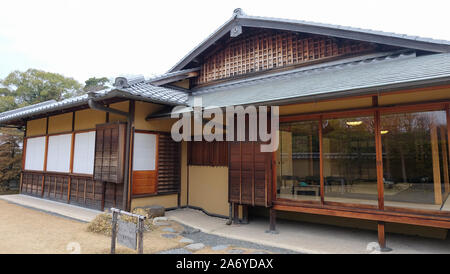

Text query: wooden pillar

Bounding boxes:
[377,221,385,248]
[430,124,443,205]
[110,210,118,254]
[266,207,278,234]
[242,205,249,224]
[319,117,324,204]
[439,126,449,194]
[374,110,385,210]
[233,203,239,224]
[377,221,391,252]
[226,202,233,225]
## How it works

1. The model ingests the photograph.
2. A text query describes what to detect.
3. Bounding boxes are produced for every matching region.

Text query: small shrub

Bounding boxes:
[87,211,154,236]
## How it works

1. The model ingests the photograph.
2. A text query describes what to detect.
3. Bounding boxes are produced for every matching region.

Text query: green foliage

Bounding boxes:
[0,69,84,190]
[84,77,110,92]
[1,68,83,106]
[0,127,23,190]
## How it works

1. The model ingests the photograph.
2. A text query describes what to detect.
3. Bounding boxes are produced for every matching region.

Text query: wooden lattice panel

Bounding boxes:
[157,134,181,194]
[195,29,377,85]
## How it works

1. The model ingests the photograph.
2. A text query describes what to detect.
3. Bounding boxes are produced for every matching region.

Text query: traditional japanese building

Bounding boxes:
[1,9,450,249]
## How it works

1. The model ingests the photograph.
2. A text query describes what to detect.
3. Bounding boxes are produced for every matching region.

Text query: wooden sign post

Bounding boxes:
[110,208,146,254]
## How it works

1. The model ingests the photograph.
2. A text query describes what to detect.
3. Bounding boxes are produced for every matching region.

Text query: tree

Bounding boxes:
[0,69,83,192]
[0,127,22,191]
[1,69,83,106]
[84,77,110,92]
[0,85,16,113]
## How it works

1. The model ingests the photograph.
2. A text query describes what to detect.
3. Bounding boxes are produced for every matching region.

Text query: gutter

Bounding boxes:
[0,124,23,129]
[87,92,132,211]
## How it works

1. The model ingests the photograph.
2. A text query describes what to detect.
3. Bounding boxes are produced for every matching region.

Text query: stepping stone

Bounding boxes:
[154,222,170,226]
[162,227,176,233]
[179,237,194,244]
[211,245,229,251]
[153,216,170,226]
[185,243,205,251]
[228,249,244,254]
[158,248,192,254]
[181,227,201,234]
[134,205,165,218]
[162,233,177,239]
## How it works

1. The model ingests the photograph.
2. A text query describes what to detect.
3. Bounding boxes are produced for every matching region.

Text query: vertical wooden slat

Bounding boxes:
[319,116,324,204]
[68,132,75,203]
[41,136,49,197]
[252,142,255,206]
[239,142,242,204]
[84,178,87,204]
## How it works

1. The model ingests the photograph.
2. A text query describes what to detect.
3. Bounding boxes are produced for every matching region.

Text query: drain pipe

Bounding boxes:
[87,92,132,211]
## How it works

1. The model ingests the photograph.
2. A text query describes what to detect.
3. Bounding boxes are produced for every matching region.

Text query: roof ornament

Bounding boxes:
[114,75,145,88]
[233,8,244,17]
[230,24,243,38]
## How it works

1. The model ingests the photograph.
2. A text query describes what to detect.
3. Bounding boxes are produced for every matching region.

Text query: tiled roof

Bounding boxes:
[0,77,188,124]
[189,51,450,108]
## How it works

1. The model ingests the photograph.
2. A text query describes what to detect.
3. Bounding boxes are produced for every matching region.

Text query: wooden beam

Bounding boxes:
[273,202,450,229]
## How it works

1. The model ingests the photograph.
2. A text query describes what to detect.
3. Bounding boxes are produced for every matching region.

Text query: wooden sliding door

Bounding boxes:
[229,141,272,207]
[132,132,158,195]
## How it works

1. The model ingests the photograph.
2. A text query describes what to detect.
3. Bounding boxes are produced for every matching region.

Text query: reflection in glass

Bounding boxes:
[381,110,450,211]
[276,121,320,201]
[322,116,378,205]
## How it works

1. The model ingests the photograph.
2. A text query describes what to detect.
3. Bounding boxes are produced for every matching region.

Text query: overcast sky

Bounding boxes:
[1,0,449,83]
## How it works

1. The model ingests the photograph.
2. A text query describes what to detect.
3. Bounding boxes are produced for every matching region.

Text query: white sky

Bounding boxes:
[1,0,449,83]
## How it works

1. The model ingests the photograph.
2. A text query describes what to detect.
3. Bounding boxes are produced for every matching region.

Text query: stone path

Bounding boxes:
[156,221,298,254]
[0,194,100,222]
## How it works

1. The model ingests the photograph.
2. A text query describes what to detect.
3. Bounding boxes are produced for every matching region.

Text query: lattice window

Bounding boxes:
[195,29,376,85]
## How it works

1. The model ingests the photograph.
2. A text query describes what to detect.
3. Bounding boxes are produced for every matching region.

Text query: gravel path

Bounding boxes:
[169,223,300,254]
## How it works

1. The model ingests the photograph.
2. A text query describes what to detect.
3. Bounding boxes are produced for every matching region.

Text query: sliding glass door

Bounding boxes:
[381,110,450,211]
[276,104,450,213]
[276,121,320,202]
[322,115,378,205]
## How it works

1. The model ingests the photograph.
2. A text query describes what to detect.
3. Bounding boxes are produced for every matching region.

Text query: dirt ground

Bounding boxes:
[0,200,187,254]
[0,199,275,254]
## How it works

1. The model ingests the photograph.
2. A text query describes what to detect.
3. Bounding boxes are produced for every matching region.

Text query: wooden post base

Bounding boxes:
[378,221,392,252]
[242,205,249,224]
[233,203,239,224]
[266,208,278,234]
[226,203,233,225]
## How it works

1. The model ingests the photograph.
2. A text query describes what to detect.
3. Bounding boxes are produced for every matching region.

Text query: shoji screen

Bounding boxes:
[24,136,46,171]
[133,133,157,171]
[73,131,96,174]
[132,132,158,195]
[46,134,72,172]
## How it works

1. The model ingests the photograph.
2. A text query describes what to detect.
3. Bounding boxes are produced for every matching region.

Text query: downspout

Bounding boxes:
[87,92,132,211]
